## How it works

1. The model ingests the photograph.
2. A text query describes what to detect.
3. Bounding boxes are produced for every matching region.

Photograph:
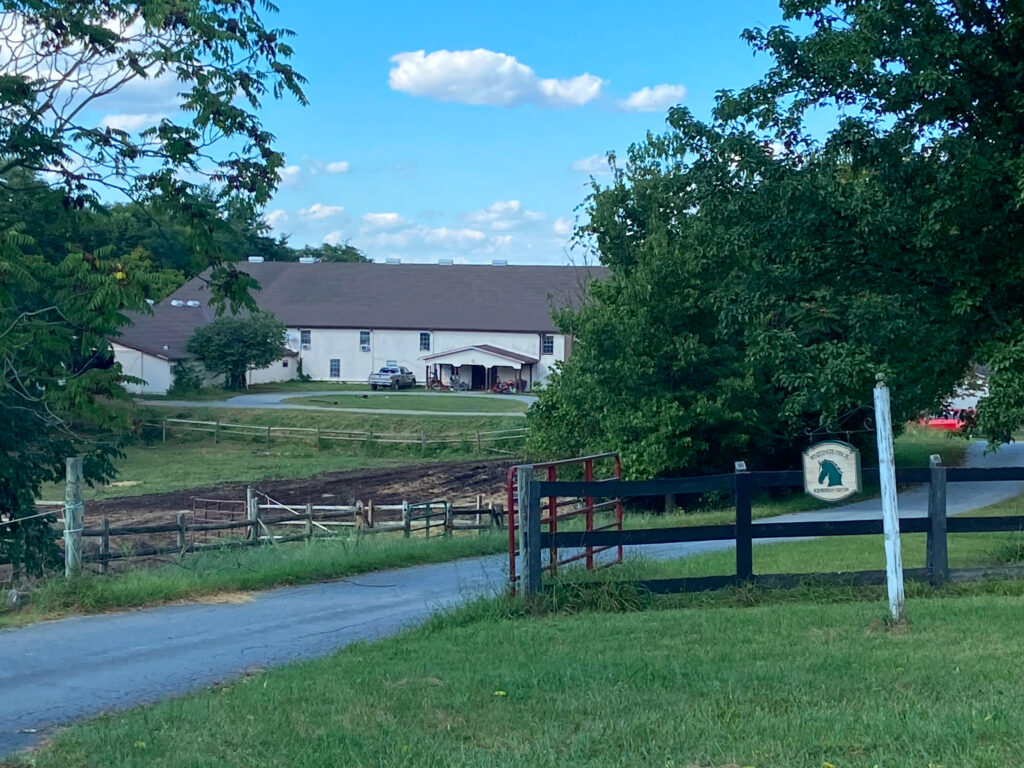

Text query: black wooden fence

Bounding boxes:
[516,458,1024,595]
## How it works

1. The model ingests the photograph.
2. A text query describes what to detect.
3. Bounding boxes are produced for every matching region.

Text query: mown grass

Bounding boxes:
[142,380,375,400]
[286,393,527,413]
[16,585,1024,768]
[0,530,507,631]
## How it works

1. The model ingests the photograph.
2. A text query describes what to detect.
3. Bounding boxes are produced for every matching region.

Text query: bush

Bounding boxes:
[168,362,203,395]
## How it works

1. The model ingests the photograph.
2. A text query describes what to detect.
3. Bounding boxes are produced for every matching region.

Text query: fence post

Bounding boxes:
[305,503,314,541]
[476,494,483,535]
[162,419,167,443]
[214,421,219,445]
[64,457,84,579]
[734,462,753,582]
[367,499,374,529]
[402,501,411,538]
[316,426,321,452]
[420,432,426,450]
[927,454,949,586]
[476,431,482,452]
[664,494,677,516]
[517,467,542,597]
[444,502,453,536]
[355,501,365,531]
[874,376,906,622]
[176,512,187,557]
[246,487,259,543]
[266,426,271,446]
[99,517,110,574]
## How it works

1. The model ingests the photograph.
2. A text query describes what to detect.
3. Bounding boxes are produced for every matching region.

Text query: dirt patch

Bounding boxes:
[87,458,514,524]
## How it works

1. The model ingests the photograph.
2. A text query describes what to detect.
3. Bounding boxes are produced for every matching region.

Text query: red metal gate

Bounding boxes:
[506,453,623,593]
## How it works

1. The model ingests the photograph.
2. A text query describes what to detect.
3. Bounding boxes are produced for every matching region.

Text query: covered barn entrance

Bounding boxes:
[421,345,537,392]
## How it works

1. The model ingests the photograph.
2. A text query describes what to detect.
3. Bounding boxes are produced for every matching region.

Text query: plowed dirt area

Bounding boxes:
[88,458,514,528]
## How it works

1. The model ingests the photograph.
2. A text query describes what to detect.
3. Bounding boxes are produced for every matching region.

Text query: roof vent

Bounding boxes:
[491,259,508,266]
[248,256,264,263]
[170,300,185,307]
[186,300,200,308]
[298,256,318,264]
[438,258,454,265]
[385,257,401,264]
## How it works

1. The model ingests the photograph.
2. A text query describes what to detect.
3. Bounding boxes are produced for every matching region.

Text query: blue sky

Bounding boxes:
[106,1,792,263]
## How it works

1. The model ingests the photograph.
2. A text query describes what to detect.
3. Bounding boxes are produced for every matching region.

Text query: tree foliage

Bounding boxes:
[187,312,286,390]
[0,1,304,574]
[530,0,1024,477]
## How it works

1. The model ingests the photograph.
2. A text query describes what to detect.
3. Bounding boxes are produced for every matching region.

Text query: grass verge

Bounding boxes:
[13,586,1024,767]
[0,530,507,631]
[284,393,527,413]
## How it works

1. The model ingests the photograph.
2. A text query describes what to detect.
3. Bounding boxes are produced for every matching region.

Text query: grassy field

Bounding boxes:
[142,380,376,400]
[39,406,525,501]
[17,586,1024,768]
[285,393,528,413]
[0,530,507,631]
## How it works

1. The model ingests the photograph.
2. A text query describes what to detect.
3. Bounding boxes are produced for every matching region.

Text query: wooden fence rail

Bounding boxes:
[514,456,1024,596]
[151,419,527,451]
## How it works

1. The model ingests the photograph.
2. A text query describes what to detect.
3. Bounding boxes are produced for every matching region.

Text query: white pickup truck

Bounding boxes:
[368,365,417,390]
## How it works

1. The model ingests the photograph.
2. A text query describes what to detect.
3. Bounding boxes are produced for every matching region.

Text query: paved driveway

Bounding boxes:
[2,440,1022,756]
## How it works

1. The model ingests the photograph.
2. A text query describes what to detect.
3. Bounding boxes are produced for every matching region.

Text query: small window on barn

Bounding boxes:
[542,334,554,356]
[329,359,340,378]
[359,330,370,351]
[300,329,311,349]
[282,360,288,368]
[419,332,431,352]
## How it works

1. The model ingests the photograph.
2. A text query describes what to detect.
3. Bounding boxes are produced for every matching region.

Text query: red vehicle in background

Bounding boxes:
[920,408,976,432]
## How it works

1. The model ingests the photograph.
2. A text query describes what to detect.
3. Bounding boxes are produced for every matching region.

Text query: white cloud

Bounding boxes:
[279,165,301,187]
[323,230,344,245]
[299,203,345,220]
[361,212,408,230]
[422,227,487,245]
[465,200,545,230]
[553,217,573,236]
[619,83,687,113]
[325,161,350,174]
[99,112,165,132]
[265,209,288,227]
[571,154,612,175]
[388,49,604,108]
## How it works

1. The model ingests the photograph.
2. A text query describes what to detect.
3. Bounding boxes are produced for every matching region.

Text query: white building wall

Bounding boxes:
[112,343,173,394]
[291,327,567,386]
[247,357,298,387]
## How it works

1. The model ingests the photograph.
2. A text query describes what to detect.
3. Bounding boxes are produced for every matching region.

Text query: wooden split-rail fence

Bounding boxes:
[150,418,527,454]
[11,489,506,577]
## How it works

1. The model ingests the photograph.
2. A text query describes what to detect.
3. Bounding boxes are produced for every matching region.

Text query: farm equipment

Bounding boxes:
[491,378,523,394]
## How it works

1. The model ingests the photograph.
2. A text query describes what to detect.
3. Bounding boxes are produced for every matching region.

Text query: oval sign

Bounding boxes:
[803,440,862,503]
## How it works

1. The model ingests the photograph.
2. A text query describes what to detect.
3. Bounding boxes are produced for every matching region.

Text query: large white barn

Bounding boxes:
[112,261,604,394]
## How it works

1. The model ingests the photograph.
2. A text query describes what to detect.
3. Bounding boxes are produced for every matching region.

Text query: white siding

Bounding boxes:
[112,343,173,394]
[291,327,568,387]
[247,357,298,387]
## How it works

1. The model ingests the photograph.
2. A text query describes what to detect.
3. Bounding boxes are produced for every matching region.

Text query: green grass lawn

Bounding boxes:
[0,530,507,631]
[17,588,1024,768]
[285,393,527,413]
[142,380,376,400]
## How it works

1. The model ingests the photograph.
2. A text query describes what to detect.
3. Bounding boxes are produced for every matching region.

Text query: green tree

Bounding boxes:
[187,313,287,390]
[295,242,369,263]
[531,0,1024,476]
[0,1,305,574]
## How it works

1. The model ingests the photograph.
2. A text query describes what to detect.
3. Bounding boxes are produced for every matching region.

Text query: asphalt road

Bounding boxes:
[2,440,1022,756]
[138,390,535,417]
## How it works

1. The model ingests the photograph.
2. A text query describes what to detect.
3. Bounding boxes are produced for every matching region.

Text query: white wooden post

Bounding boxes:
[246,486,259,543]
[873,375,905,621]
[64,457,84,579]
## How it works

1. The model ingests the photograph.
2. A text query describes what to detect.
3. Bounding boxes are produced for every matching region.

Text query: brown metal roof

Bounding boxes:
[115,262,604,357]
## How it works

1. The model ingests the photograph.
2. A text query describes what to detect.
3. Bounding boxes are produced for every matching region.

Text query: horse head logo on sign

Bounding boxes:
[803,441,861,503]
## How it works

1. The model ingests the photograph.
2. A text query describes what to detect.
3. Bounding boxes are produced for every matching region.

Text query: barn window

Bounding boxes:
[329,359,340,378]
[419,332,431,351]
[542,335,554,355]
[359,330,370,351]
[300,329,311,349]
